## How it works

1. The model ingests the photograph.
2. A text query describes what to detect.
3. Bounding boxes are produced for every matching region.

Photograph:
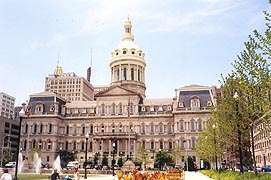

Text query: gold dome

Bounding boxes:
[54,66,63,74]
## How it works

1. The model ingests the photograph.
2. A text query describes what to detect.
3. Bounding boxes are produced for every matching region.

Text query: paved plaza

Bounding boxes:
[83,171,213,180]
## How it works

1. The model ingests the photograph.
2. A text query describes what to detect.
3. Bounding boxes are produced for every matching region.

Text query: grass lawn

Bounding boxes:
[11,174,51,180]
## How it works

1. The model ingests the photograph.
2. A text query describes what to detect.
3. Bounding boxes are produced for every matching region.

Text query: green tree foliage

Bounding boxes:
[171,141,184,165]
[135,145,149,167]
[102,154,108,166]
[59,150,75,168]
[154,150,174,169]
[197,3,271,175]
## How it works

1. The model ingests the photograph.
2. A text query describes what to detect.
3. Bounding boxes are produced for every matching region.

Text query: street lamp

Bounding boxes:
[14,108,25,180]
[112,142,116,176]
[128,126,133,160]
[233,92,244,174]
[212,124,218,171]
[183,140,188,171]
[159,149,162,171]
[59,147,62,169]
[84,133,89,179]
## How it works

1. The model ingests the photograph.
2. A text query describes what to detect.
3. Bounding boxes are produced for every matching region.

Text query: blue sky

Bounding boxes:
[0,0,269,106]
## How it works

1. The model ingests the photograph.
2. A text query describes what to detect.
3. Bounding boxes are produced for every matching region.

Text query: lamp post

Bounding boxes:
[14,108,25,180]
[183,140,188,171]
[159,149,162,171]
[112,142,116,176]
[128,126,133,160]
[212,124,218,171]
[84,133,89,179]
[233,92,243,174]
[59,147,62,169]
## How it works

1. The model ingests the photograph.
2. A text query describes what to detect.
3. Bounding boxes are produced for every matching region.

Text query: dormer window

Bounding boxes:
[178,101,184,108]
[190,96,200,110]
[35,102,44,113]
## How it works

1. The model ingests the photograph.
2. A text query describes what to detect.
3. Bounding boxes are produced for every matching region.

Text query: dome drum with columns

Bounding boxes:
[110,17,146,98]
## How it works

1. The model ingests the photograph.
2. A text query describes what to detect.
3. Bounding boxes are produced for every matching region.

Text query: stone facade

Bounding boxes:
[20,18,219,169]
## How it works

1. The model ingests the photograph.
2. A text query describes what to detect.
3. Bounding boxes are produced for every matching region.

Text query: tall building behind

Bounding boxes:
[45,65,95,102]
[0,92,15,119]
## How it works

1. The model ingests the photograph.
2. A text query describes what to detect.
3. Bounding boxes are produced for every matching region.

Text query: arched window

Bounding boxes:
[150,123,154,133]
[123,67,127,80]
[151,141,154,149]
[179,120,184,132]
[119,103,122,114]
[169,141,173,150]
[168,123,173,133]
[112,125,115,133]
[39,140,42,149]
[23,140,27,150]
[138,69,141,81]
[191,137,196,149]
[190,96,200,110]
[90,125,93,134]
[39,124,43,134]
[101,104,105,115]
[82,126,85,134]
[112,103,116,114]
[198,120,202,131]
[160,141,163,149]
[73,141,76,150]
[35,103,44,113]
[25,124,28,134]
[66,125,69,135]
[131,68,134,80]
[119,124,123,132]
[159,123,163,133]
[65,141,69,150]
[33,140,36,148]
[191,119,195,131]
[47,140,51,150]
[142,141,145,149]
[141,123,145,134]
[117,69,120,80]
[81,141,84,151]
[48,123,53,133]
[34,124,37,134]
[130,103,134,114]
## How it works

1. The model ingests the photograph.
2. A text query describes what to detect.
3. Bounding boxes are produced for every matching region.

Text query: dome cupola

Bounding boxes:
[109,17,146,98]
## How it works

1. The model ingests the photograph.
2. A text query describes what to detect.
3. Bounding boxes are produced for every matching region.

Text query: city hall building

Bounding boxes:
[20,18,219,168]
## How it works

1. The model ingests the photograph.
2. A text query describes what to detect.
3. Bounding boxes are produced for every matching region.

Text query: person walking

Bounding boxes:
[0,169,12,180]
[73,167,80,180]
[51,168,60,180]
[194,162,198,173]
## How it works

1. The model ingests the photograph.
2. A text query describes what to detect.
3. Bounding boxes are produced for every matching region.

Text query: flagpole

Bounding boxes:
[128,98,131,160]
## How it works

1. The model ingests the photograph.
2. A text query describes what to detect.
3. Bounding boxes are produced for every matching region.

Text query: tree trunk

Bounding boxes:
[250,125,258,176]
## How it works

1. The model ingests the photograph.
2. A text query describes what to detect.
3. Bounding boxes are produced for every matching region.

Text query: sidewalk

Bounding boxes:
[184,171,214,180]
[82,171,214,180]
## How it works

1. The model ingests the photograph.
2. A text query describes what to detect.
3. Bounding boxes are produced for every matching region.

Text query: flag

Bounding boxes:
[127,98,130,117]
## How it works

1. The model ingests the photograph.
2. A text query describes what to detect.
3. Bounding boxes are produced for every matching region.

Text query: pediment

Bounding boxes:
[96,85,138,97]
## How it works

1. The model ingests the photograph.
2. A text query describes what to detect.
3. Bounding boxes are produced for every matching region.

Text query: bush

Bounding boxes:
[201,170,271,180]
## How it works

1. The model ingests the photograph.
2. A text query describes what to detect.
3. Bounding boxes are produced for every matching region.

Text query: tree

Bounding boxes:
[102,154,108,166]
[135,145,149,169]
[154,150,174,170]
[171,141,184,165]
[60,150,76,168]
